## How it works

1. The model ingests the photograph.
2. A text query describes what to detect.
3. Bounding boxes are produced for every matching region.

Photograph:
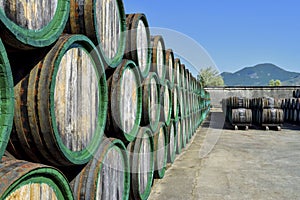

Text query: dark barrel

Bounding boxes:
[141,72,160,132]
[127,127,154,200]
[71,138,130,200]
[0,39,14,159]
[0,0,70,49]
[8,35,108,166]
[106,59,142,142]
[160,80,172,126]
[231,109,252,124]
[165,49,175,86]
[153,122,168,179]
[151,35,166,84]
[66,0,126,68]
[0,158,73,199]
[124,13,151,78]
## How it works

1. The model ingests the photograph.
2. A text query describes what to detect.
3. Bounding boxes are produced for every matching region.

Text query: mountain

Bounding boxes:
[221,63,300,86]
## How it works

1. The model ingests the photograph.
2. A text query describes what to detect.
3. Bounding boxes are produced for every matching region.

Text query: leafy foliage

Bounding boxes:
[198,66,224,87]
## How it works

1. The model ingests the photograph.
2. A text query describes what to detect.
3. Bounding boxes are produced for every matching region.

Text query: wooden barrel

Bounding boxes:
[167,120,177,163]
[231,109,252,124]
[0,0,70,49]
[127,127,154,200]
[124,13,151,78]
[151,35,166,84]
[153,122,168,179]
[71,138,130,200]
[165,49,175,86]
[8,34,108,167]
[140,72,160,132]
[175,120,182,154]
[174,58,181,87]
[160,80,172,126]
[227,97,251,109]
[0,158,73,199]
[0,39,14,159]
[66,0,126,68]
[172,86,180,121]
[261,109,284,124]
[180,64,186,89]
[178,87,185,117]
[181,118,187,148]
[106,59,142,142]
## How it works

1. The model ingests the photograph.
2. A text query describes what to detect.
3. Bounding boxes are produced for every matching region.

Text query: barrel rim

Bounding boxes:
[174,58,181,86]
[142,72,161,132]
[47,34,108,165]
[160,80,173,126]
[165,49,175,86]
[153,122,168,179]
[172,84,180,122]
[125,13,152,78]
[0,0,70,48]
[0,39,14,159]
[167,120,177,163]
[94,0,127,68]
[151,35,166,84]
[0,160,73,199]
[130,127,154,200]
[111,59,142,142]
[92,138,130,200]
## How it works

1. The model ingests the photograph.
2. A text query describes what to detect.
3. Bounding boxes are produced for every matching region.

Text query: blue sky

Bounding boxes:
[123,0,300,75]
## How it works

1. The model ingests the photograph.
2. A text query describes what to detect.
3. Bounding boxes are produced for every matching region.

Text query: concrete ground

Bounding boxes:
[149,109,300,200]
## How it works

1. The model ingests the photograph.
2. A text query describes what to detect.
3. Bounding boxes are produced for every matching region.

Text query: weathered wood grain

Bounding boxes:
[165,49,175,85]
[71,138,129,200]
[96,147,125,199]
[174,58,181,86]
[120,68,138,134]
[128,127,154,200]
[176,120,182,154]
[54,48,99,152]
[150,77,159,126]
[167,121,176,163]
[124,13,151,77]
[5,183,58,200]
[68,0,125,67]
[138,134,152,195]
[137,20,149,74]
[9,35,107,166]
[154,123,167,179]
[151,36,166,83]
[0,0,57,30]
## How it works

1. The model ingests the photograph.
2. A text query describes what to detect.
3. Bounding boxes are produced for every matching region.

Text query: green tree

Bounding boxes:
[269,79,281,86]
[269,79,275,86]
[274,79,281,86]
[198,66,224,87]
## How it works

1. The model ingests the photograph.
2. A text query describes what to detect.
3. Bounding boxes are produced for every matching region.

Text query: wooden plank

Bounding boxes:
[120,68,138,133]
[54,48,99,152]
[0,0,57,30]
[150,77,159,126]
[137,19,148,73]
[96,0,120,59]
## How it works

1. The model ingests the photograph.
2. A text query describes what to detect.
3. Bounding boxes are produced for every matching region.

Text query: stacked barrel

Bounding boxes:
[281,90,300,125]
[251,97,284,130]
[225,97,252,130]
[0,0,210,199]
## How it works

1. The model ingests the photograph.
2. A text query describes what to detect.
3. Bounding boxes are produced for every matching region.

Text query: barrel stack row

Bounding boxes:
[224,97,284,131]
[282,91,300,124]
[0,0,210,199]
[251,97,284,131]
[224,97,252,130]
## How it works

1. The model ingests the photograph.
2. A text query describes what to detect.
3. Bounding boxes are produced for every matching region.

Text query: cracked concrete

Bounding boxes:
[149,110,300,200]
